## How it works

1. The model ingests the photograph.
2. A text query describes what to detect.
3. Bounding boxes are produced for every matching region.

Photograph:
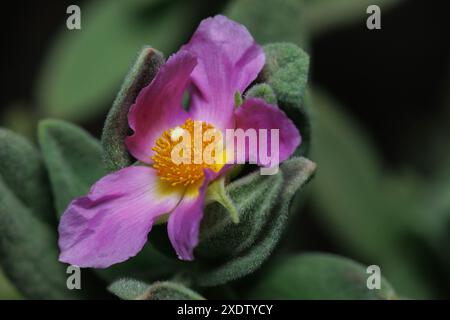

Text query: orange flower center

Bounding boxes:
[152,119,223,186]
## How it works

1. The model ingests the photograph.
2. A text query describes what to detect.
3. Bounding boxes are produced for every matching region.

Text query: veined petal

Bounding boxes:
[182,15,265,131]
[234,98,301,166]
[167,170,216,260]
[126,50,197,163]
[58,166,183,268]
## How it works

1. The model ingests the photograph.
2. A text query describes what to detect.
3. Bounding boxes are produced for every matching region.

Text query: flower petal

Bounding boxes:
[182,15,265,131]
[58,166,183,268]
[234,98,301,166]
[167,170,215,260]
[126,51,197,163]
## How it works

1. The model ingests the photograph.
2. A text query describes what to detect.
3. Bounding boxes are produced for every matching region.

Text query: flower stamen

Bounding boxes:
[152,119,222,186]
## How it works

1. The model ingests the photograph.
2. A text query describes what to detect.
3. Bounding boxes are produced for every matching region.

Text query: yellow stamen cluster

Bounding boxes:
[152,119,221,186]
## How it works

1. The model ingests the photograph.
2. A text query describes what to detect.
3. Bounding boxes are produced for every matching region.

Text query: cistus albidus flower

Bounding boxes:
[58,15,301,268]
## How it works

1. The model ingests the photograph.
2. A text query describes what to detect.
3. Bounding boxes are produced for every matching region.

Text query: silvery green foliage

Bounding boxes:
[0,129,53,224]
[260,43,311,156]
[39,119,106,217]
[108,279,204,300]
[102,47,165,172]
[0,129,81,299]
[245,83,277,105]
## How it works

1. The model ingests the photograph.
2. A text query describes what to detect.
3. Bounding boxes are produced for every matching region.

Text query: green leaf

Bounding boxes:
[245,83,277,105]
[260,43,311,156]
[226,0,308,48]
[309,89,435,298]
[108,278,149,300]
[0,174,82,299]
[101,47,164,172]
[0,266,21,299]
[247,253,397,300]
[234,91,243,108]
[140,281,205,300]
[205,176,239,224]
[36,0,217,122]
[0,129,53,224]
[194,157,316,286]
[0,181,72,299]
[109,279,204,300]
[196,169,283,261]
[38,119,106,217]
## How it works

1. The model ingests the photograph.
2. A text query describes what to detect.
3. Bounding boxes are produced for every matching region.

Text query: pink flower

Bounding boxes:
[58,15,300,268]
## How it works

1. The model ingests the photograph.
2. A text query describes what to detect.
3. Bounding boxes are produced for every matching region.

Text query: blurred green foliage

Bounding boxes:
[38,119,106,217]
[247,253,396,299]
[226,0,308,48]
[0,268,21,299]
[309,89,438,298]
[0,129,84,299]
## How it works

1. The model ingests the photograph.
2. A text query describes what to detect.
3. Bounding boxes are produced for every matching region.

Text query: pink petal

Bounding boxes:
[125,50,197,163]
[182,15,265,131]
[234,98,301,167]
[167,170,215,260]
[58,166,183,268]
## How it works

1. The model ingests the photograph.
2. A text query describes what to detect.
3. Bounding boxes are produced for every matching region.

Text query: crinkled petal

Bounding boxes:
[182,15,265,131]
[58,166,183,268]
[233,98,301,166]
[126,50,197,163]
[167,170,215,260]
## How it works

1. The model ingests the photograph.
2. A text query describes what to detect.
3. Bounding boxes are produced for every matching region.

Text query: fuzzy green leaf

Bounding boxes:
[109,279,204,300]
[107,278,149,300]
[261,43,309,110]
[194,157,316,286]
[196,170,283,261]
[38,119,106,217]
[0,129,106,299]
[260,43,311,156]
[102,47,164,172]
[247,253,397,300]
[245,83,277,105]
[226,0,308,48]
[0,129,54,224]
[0,267,21,299]
[0,176,82,299]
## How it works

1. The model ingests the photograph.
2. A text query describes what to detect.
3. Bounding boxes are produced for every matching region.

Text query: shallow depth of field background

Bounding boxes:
[1,0,450,299]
